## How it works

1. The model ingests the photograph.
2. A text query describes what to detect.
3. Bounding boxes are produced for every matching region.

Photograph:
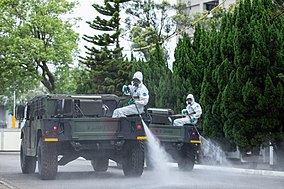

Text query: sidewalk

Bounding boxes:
[195,164,284,177]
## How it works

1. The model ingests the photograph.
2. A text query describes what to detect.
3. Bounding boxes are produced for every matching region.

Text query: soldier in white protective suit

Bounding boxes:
[112,71,149,118]
[173,94,202,126]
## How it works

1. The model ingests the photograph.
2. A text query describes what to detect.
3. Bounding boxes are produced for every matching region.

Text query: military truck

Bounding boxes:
[18,94,146,180]
[145,108,201,171]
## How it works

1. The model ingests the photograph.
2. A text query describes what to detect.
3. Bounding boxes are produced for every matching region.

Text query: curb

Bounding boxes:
[78,158,284,177]
[0,178,17,189]
[195,164,284,177]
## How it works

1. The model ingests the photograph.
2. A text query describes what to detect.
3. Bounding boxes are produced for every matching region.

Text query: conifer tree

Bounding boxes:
[131,44,171,109]
[202,13,236,149]
[172,27,208,114]
[172,33,193,112]
[220,0,284,151]
[80,0,130,95]
[196,0,284,153]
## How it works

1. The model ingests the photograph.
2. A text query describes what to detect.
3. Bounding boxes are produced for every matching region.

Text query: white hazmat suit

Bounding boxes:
[173,94,202,126]
[112,71,149,118]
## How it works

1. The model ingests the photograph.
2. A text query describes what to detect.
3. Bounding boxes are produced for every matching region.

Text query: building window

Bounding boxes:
[205,0,219,11]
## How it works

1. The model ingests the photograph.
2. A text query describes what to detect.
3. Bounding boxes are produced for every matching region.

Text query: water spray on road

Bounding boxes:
[142,120,173,181]
[193,125,231,166]
[129,92,175,181]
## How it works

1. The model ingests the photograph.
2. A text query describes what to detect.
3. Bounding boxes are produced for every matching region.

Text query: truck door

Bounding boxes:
[26,105,32,149]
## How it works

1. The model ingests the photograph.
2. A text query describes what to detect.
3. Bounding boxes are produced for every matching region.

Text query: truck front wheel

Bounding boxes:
[20,140,36,174]
[37,137,58,180]
[91,157,109,172]
[178,144,195,171]
[122,141,144,177]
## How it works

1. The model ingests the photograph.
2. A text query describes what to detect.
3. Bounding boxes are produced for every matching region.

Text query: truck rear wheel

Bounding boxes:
[20,140,36,174]
[37,137,58,180]
[178,144,195,171]
[122,141,144,177]
[91,157,109,172]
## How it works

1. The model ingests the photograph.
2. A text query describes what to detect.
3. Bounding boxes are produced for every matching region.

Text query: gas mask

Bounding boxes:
[132,78,141,88]
[186,99,192,105]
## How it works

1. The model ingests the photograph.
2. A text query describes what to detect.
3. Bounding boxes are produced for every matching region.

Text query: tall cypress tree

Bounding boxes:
[210,13,236,149]
[220,0,284,151]
[172,26,210,114]
[80,0,130,95]
[131,44,171,109]
[199,20,235,150]
[172,33,193,113]
[197,0,284,153]
[189,25,208,99]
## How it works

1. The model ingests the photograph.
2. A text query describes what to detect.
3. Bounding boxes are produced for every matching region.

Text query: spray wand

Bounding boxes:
[187,111,202,138]
[128,88,142,119]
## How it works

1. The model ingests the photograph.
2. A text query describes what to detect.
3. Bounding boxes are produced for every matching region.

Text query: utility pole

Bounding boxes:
[13,91,16,116]
[12,91,16,129]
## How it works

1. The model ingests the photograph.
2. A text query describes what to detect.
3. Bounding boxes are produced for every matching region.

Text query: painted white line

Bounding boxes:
[0,178,17,189]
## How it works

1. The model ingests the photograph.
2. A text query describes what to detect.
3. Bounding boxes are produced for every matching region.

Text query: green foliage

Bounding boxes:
[80,0,130,95]
[0,0,80,94]
[172,27,208,113]
[173,0,284,151]
[130,44,172,110]
[124,0,175,60]
[171,33,192,112]
[54,65,82,94]
[214,0,284,151]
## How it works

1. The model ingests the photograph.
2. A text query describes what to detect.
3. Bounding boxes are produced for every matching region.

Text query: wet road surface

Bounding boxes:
[1,152,284,189]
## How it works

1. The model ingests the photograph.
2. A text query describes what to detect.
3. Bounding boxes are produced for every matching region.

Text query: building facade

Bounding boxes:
[177,0,237,16]
[176,0,237,37]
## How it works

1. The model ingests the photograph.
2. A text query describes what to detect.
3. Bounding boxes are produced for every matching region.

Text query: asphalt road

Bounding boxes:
[0,152,284,189]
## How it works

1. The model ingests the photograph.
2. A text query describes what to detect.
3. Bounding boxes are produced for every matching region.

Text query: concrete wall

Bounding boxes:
[0,128,21,151]
[0,105,7,128]
[223,0,237,9]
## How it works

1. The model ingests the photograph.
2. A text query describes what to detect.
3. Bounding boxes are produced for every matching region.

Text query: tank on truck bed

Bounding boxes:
[145,108,201,171]
[18,94,146,180]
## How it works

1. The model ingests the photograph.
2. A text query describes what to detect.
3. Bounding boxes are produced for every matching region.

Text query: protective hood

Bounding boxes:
[186,94,195,104]
[132,71,143,82]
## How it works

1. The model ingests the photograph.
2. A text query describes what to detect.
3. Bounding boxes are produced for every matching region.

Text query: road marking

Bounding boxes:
[0,178,18,189]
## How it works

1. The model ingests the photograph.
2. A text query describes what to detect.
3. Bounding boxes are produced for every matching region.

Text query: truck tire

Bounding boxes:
[20,140,36,174]
[91,157,109,172]
[37,137,58,180]
[178,144,195,171]
[122,141,144,177]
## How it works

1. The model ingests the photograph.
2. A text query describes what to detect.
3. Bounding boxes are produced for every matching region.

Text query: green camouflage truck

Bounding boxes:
[18,94,146,180]
[145,108,201,171]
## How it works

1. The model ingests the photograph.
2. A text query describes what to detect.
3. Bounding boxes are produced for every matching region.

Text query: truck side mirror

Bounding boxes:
[16,104,25,120]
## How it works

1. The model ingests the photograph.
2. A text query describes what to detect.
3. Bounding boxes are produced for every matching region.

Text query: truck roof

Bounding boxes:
[30,94,120,102]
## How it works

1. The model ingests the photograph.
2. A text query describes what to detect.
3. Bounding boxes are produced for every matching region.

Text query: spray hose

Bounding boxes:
[128,89,142,119]
[193,124,203,140]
